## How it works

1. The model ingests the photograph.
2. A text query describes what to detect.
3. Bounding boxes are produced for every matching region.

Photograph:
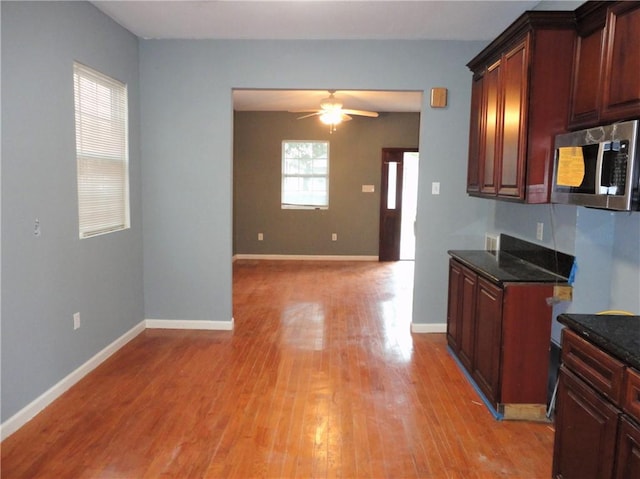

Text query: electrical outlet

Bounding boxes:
[73,312,81,330]
[258,233,263,241]
[536,222,544,241]
[332,233,337,241]
[484,234,498,254]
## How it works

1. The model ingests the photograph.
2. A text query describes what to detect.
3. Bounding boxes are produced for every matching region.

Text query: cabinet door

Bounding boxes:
[569,21,605,128]
[552,367,619,479]
[615,416,640,479]
[480,60,501,196]
[624,367,640,423]
[601,2,640,122]
[472,276,503,406]
[458,267,477,372]
[466,72,484,194]
[446,260,463,352]
[497,37,528,200]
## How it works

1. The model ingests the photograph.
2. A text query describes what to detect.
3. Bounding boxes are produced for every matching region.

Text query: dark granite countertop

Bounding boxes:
[448,234,573,285]
[558,314,640,371]
[448,250,568,284]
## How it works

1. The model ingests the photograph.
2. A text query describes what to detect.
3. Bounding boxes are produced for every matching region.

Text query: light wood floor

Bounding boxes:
[1,260,554,478]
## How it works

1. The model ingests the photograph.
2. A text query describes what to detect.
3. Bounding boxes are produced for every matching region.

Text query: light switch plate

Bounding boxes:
[362,185,375,193]
[432,182,440,195]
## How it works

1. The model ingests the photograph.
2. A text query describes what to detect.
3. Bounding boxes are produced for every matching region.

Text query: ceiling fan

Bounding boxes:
[292,90,379,133]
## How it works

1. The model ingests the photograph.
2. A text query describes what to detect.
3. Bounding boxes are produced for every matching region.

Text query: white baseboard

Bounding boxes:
[411,322,447,333]
[145,318,234,331]
[1,317,235,441]
[233,254,378,261]
[0,320,146,441]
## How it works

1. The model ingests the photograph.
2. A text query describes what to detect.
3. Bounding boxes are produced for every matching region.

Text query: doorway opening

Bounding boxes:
[400,152,419,260]
[379,148,419,261]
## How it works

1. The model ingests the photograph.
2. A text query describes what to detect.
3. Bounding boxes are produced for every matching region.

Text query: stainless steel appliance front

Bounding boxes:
[551,120,639,211]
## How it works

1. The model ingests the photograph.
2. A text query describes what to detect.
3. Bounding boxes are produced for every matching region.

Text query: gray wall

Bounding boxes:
[139,39,491,328]
[611,212,640,312]
[1,2,143,421]
[233,111,420,256]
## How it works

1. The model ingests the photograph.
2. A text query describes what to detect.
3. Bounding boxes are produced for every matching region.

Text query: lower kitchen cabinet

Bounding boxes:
[472,277,503,406]
[616,416,640,479]
[552,366,619,479]
[552,327,640,479]
[447,259,477,372]
[446,257,554,419]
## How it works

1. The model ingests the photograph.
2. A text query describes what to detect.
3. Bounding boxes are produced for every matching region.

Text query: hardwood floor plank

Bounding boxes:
[1,260,554,478]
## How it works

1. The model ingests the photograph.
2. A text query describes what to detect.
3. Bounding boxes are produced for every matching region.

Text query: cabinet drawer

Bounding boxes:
[562,328,625,404]
[624,368,640,423]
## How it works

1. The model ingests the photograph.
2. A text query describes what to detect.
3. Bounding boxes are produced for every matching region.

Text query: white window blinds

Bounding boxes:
[74,62,130,239]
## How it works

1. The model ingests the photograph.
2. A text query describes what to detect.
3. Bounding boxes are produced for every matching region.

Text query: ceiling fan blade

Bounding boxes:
[296,112,322,120]
[341,109,379,118]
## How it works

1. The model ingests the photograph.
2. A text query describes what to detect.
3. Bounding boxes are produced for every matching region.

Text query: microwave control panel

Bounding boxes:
[600,140,629,196]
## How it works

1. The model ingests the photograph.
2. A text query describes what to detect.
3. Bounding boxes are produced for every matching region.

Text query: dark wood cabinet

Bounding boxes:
[616,416,640,479]
[446,259,477,373]
[446,260,463,352]
[446,258,554,420]
[569,5,606,128]
[466,12,575,203]
[618,368,640,478]
[553,328,640,479]
[569,1,640,129]
[459,266,477,372]
[466,73,484,194]
[496,39,528,198]
[472,277,503,406]
[480,59,501,196]
[561,324,625,403]
[553,366,620,479]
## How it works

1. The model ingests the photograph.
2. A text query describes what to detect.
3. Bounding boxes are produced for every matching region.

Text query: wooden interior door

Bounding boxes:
[379,148,415,261]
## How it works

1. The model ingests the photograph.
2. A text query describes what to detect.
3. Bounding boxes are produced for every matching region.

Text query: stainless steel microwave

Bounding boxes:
[551,120,639,211]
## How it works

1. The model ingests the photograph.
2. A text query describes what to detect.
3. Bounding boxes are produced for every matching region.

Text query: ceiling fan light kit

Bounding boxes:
[294,90,379,133]
[319,110,343,124]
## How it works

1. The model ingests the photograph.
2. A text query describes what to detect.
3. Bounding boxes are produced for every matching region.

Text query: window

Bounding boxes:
[281,141,329,209]
[73,62,130,238]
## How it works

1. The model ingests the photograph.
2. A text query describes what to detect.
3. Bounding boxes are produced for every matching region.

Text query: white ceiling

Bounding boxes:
[90,0,555,112]
[92,1,541,41]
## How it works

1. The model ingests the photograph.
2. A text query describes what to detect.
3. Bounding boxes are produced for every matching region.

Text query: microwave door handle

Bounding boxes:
[596,142,606,194]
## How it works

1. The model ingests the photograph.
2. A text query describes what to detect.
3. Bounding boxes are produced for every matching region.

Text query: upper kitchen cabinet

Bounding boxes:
[467,12,575,203]
[569,1,640,129]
